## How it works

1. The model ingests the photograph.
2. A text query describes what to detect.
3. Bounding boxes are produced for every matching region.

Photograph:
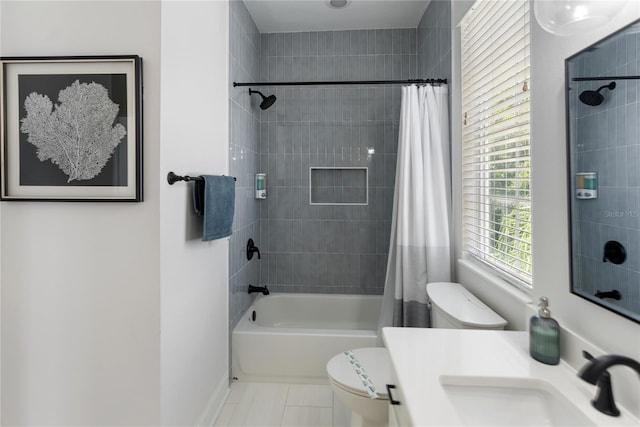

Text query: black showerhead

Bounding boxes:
[249,89,277,110]
[579,82,616,106]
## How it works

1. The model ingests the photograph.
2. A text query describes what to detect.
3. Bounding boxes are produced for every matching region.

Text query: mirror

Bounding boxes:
[566,19,640,323]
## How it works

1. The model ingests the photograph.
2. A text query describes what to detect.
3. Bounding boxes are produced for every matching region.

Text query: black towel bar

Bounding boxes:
[167,171,236,185]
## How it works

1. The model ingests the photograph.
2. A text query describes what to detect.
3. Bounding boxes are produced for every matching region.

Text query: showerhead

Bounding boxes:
[249,89,277,110]
[579,82,616,106]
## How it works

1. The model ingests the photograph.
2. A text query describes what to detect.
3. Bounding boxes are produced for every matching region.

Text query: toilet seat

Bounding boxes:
[326,347,390,400]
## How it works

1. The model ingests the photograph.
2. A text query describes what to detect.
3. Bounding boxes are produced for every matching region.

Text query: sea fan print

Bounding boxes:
[20,80,127,182]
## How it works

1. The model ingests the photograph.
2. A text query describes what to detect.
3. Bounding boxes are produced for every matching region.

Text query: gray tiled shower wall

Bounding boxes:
[418,0,452,84]
[257,28,416,294]
[229,0,261,329]
[228,0,453,328]
[570,28,640,315]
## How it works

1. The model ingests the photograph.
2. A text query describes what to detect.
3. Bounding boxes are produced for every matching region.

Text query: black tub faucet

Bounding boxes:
[578,351,640,416]
[594,289,622,300]
[248,284,269,295]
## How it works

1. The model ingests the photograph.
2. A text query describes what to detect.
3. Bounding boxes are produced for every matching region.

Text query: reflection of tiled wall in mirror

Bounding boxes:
[568,24,640,318]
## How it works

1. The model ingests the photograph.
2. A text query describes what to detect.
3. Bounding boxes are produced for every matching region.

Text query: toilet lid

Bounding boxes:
[427,282,507,328]
[326,347,390,399]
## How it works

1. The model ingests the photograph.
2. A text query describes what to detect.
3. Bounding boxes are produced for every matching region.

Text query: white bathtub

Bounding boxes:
[232,293,382,383]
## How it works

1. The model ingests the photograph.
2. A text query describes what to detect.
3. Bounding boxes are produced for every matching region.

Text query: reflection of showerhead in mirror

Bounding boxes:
[249,89,277,110]
[579,82,616,106]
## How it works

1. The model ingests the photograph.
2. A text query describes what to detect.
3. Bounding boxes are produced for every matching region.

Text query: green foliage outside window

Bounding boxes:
[488,134,532,275]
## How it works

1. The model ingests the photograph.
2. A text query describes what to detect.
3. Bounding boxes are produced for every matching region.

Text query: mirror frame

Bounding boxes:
[565,18,640,324]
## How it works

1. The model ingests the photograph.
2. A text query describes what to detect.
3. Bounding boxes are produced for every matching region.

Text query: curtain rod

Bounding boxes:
[233,78,447,87]
[572,76,640,81]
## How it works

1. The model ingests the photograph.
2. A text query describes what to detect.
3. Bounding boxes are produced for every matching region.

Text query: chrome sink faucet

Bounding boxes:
[578,351,640,417]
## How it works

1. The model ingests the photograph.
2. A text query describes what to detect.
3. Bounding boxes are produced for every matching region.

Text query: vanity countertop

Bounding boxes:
[382,328,639,426]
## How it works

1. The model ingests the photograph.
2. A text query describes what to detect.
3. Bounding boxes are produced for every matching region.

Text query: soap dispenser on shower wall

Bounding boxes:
[529,297,560,365]
[255,173,267,199]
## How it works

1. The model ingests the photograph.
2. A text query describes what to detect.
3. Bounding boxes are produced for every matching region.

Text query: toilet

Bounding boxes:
[326,282,507,427]
[327,347,391,427]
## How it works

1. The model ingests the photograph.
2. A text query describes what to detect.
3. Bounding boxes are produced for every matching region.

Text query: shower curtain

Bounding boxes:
[379,84,452,329]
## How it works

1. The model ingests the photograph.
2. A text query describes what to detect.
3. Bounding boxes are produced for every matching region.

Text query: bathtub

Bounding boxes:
[232,293,382,383]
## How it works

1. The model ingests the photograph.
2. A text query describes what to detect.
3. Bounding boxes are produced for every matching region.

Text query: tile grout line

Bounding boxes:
[278,383,291,427]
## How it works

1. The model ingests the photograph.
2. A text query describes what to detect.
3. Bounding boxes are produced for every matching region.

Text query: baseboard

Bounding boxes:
[196,376,230,427]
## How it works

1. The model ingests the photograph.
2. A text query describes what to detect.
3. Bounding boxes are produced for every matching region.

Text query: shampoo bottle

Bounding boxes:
[529,297,560,365]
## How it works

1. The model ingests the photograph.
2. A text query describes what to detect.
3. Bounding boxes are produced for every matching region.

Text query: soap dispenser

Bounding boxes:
[529,297,560,365]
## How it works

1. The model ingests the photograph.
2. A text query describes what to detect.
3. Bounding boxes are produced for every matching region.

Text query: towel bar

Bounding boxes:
[167,171,236,185]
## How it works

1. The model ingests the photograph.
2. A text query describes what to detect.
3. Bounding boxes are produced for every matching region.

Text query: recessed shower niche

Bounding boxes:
[310,167,368,205]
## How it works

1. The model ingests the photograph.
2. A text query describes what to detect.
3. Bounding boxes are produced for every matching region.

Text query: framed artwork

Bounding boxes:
[0,55,142,201]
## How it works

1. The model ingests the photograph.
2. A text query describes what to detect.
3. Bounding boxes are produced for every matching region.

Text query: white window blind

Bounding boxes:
[461,0,532,287]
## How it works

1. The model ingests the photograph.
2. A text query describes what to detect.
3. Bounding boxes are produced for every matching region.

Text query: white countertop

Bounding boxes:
[382,327,639,426]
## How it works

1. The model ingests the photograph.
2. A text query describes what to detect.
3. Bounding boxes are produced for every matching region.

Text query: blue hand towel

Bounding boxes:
[193,175,235,241]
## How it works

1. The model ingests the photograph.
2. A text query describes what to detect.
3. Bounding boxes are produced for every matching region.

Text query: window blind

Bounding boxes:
[461,0,532,287]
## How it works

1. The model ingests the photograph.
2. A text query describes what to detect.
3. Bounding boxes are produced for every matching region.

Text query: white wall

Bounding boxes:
[0,1,162,424]
[0,1,231,425]
[452,0,640,418]
[159,1,230,425]
[0,3,3,421]
[530,1,640,418]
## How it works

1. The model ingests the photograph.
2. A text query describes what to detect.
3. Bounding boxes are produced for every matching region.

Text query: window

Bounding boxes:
[461,0,532,287]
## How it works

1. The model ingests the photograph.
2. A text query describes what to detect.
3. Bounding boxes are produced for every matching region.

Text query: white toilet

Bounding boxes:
[326,282,507,427]
[327,347,391,427]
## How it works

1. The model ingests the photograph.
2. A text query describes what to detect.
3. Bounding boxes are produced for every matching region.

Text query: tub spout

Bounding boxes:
[248,284,269,295]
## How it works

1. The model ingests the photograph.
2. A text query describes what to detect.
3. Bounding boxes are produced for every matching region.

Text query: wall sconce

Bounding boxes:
[534,0,624,36]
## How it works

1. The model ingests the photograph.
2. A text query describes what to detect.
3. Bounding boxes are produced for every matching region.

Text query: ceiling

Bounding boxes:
[244,0,431,33]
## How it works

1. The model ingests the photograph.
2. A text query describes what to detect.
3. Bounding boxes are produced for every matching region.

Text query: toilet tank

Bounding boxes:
[426,282,507,330]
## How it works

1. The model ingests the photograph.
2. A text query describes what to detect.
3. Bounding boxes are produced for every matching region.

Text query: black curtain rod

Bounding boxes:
[233,78,447,87]
[572,76,640,81]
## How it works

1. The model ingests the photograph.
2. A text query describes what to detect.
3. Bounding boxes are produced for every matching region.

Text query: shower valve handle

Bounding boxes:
[247,238,261,260]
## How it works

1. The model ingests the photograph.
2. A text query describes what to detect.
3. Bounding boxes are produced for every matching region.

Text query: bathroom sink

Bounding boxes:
[440,376,595,426]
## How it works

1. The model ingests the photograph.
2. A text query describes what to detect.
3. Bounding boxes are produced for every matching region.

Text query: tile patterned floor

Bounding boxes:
[214,382,352,427]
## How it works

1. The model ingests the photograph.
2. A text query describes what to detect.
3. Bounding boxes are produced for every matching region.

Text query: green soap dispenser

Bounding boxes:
[529,297,560,365]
